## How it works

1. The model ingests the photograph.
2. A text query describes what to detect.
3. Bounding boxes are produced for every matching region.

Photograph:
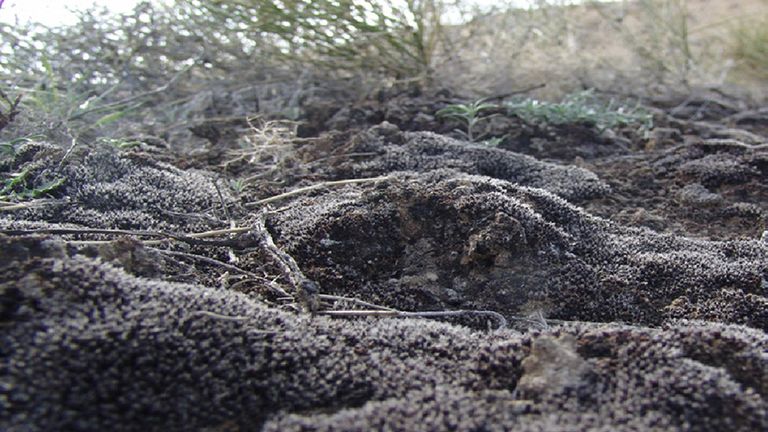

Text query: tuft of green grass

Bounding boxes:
[505,90,653,133]
[436,98,498,142]
[229,178,247,198]
[185,0,452,84]
[0,166,65,201]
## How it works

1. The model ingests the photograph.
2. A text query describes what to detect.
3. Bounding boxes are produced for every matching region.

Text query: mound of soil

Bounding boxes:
[1,92,767,431]
[270,170,767,330]
[0,141,236,233]
[2,234,767,431]
[308,124,609,201]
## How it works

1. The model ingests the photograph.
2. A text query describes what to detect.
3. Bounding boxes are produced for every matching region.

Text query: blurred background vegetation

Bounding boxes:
[0,0,766,151]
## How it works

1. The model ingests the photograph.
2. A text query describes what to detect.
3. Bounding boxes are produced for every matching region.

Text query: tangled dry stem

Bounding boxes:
[222,117,300,180]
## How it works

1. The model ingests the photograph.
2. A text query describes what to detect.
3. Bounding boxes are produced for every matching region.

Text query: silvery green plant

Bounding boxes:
[506,90,653,134]
[436,98,498,142]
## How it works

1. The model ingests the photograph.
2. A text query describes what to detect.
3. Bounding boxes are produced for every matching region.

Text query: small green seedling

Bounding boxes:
[437,98,498,142]
[0,166,65,201]
[230,178,246,195]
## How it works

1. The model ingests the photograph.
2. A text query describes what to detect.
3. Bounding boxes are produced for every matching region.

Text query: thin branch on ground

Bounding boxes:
[253,212,320,311]
[148,247,290,298]
[55,130,79,174]
[318,294,397,312]
[186,310,250,322]
[711,128,766,145]
[184,226,252,238]
[317,309,509,330]
[158,208,224,224]
[213,178,235,226]
[229,274,282,293]
[183,310,278,334]
[180,310,278,335]
[0,226,254,247]
[212,177,239,263]
[246,175,391,208]
[0,199,65,211]
[699,138,768,150]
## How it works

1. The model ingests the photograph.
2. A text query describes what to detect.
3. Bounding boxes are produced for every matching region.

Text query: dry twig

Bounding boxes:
[180,310,278,335]
[252,212,320,311]
[0,199,64,211]
[317,309,509,330]
[0,226,254,247]
[246,175,390,208]
[700,138,768,150]
[149,247,290,298]
[318,294,396,312]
